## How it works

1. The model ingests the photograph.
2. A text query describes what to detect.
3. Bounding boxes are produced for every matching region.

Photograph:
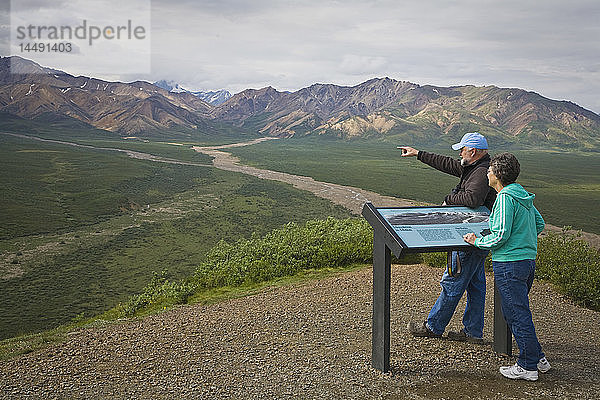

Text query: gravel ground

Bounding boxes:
[2,264,599,399]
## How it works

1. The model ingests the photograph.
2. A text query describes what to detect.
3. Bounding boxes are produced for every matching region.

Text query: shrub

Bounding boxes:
[118,270,196,317]
[536,229,600,311]
[421,252,447,269]
[193,217,373,288]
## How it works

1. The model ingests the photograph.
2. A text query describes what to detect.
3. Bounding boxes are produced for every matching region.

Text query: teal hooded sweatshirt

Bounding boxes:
[474,183,545,261]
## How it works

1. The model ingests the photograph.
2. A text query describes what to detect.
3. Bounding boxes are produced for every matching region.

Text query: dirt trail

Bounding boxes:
[192,138,418,214]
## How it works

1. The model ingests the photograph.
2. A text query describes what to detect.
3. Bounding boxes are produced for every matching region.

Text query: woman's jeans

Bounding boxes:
[427,249,488,338]
[493,259,545,371]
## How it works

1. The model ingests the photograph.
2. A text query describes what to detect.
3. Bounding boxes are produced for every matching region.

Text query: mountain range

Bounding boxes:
[0,56,213,134]
[1,56,599,149]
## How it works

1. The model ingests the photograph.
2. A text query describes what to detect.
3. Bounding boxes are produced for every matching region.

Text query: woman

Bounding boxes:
[463,152,550,381]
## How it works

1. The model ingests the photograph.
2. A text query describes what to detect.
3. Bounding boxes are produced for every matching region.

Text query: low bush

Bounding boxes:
[421,252,446,269]
[118,271,196,317]
[536,229,600,311]
[193,217,373,288]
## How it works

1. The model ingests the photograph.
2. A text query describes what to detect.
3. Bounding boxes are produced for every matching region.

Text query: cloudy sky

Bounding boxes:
[2,0,600,113]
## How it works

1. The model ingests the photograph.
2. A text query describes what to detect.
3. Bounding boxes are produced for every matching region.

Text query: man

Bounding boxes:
[398,132,496,343]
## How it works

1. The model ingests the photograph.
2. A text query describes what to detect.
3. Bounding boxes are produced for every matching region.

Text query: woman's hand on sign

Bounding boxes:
[463,233,477,245]
[397,146,418,157]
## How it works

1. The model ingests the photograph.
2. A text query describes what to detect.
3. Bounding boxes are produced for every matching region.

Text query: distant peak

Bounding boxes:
[153,80,186,93]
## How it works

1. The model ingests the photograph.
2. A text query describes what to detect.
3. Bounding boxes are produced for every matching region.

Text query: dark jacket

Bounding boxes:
[417,151,496,210]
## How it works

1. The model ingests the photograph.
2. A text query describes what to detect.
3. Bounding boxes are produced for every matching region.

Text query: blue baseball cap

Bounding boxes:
[451,132,488,150]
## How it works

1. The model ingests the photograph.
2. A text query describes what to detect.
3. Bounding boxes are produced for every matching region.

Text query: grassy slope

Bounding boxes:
[227,137,600,235]
[0,134,350,339]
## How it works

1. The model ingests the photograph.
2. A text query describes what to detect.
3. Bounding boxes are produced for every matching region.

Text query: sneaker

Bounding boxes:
[500,363,539,381]
[447,329,484,345]
[538,357,551,373]
[407,321,442,338]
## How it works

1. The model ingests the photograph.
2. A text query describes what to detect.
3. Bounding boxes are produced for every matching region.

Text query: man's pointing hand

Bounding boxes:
[397,146,418,157]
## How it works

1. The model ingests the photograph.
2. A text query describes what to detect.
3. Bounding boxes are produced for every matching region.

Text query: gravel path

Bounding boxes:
[2,264,599,399]
[192,141,419,214]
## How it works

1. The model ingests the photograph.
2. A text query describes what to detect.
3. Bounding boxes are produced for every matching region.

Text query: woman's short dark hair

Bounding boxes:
[490,152,520,185]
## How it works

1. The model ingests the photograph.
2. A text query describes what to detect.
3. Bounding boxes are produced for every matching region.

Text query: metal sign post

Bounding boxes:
[362,202,511,373]
[372,231,391,372]
[493,282,512,354]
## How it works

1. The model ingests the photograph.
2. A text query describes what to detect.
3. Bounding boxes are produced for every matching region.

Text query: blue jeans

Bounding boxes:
[493,259,545,371]
[427,249,488,338]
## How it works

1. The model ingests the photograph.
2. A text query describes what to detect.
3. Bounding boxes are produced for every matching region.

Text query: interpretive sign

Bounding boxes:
[362,203,511,372]
[376,206,491,251]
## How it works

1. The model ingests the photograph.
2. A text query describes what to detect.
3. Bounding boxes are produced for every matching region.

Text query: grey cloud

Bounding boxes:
[152,0,292,23]
[6,0,71,12]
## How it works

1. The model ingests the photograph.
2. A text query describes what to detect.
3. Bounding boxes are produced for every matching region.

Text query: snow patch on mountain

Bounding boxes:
[191,90,232,106]
[153,80,232,105]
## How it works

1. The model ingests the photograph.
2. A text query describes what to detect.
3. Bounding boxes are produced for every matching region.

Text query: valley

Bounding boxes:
[228,137,600,236]
[0,132,351,339]
[3,130,599,340]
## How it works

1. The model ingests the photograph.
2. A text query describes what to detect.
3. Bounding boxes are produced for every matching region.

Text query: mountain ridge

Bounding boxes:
[213,78,600,148]
[0,56,212,134]
[1,56,599,148]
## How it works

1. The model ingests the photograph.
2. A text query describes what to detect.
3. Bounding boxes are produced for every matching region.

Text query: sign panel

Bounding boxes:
[374,206,490,251]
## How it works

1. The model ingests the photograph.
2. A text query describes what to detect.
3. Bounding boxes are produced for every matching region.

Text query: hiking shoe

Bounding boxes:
[500,363,539,381]
[447,329,484,345]
[407,321,442,338]
[538,357,551,373]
